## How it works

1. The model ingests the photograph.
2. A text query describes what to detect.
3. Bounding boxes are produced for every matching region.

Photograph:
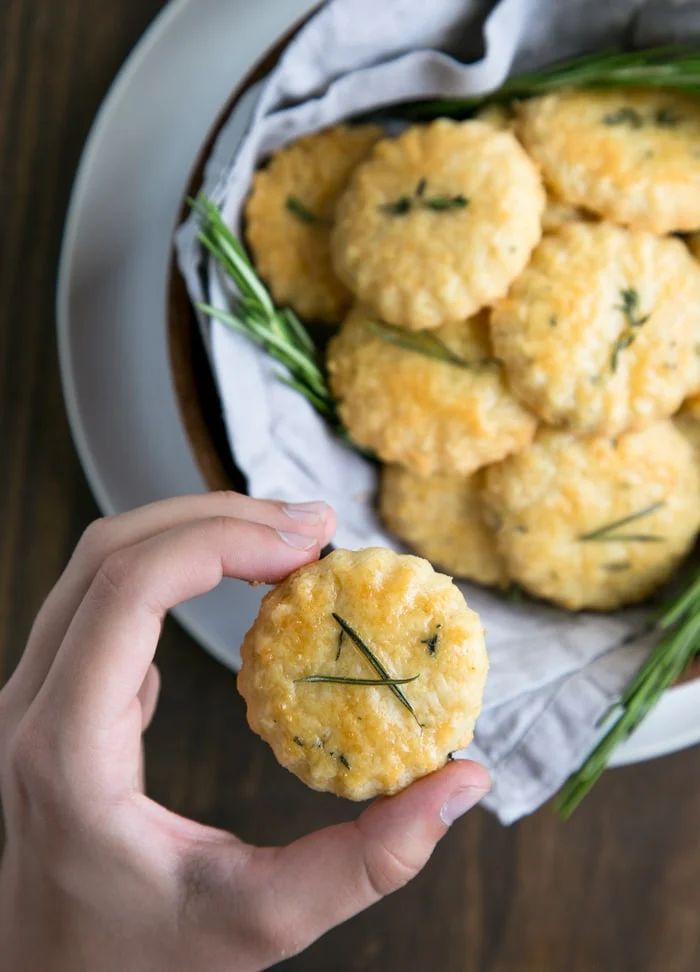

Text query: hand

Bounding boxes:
[0,492,490,972]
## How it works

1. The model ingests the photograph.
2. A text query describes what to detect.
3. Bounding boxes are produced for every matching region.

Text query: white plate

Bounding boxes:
[57,0,700,766]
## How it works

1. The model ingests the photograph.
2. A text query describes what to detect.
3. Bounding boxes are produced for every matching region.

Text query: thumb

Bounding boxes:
[248,759,490,958]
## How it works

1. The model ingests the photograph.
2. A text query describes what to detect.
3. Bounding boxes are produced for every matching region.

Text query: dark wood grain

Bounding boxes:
[0,2,699,970]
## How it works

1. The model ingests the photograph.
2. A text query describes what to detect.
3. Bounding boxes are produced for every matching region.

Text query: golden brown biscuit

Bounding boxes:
[238,547,488,800]
[331,119,544,329]
[491,223,700,435]
[482,422,700,611]
[327,305,536,476]
[518,89,700,233]
[379,464,509,588]
[245,124,382,321]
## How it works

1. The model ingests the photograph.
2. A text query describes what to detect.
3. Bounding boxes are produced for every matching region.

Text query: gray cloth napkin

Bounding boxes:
[176,0,695,823]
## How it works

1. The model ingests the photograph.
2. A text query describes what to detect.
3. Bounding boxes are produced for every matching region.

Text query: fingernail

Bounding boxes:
[276,530,318,550]
[282,501,328,524]
[440,786,489,826]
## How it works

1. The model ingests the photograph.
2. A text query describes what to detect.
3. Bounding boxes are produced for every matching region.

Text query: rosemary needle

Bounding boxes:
[295,674,420,685]
[394,48,700,120]
[366,319,498,370]
[555,568,700,818]
[578,501,665,542]
[191,196,340,422]
[332,613,422,726]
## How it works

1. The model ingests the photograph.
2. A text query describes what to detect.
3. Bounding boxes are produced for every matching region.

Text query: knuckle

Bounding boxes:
[362,837,420,898]
[92,548,136,599]
[74,516,116,562]
[213,489,245,505]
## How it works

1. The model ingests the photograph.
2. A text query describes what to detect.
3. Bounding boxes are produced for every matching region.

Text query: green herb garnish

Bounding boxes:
[602,106,644,127]
[421,624,442,655]
[556,568,700,817]
[332,613,422,726]
[655,106,684,127]
[610,332,637,372]
[335,628,344,661]
[191,195,354,436]
[381,195,412,215]
[393,49,700,120]
[295,673,420,685]
[610,287,649,372]
[285,194,321,224]
[424,194,469,211]
[380,179,470,216]
[578,501,666,542]
[366,319,498,370]
[338,754,351,770]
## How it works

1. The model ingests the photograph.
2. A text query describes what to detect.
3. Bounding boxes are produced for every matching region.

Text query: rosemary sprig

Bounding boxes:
[578,501,665,542]
[191,195,341,424]
[332,613,422,726]
[395,48,700,120]
[556,568,700,817]
[285,194,322,224]
[366,319,498,370]
[295,673,420,685]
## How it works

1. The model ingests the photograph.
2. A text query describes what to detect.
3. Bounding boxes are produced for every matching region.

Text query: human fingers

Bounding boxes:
[32,516,327,742]
[138,664,161,731]
[5,493,334,712]
[184,760,490,969]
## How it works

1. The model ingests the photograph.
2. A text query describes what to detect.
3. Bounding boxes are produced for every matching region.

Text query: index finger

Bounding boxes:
[34,516,325,734]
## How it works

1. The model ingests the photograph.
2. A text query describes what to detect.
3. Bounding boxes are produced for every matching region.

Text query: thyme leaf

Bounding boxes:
[367,319,499,371]
[578,501,666,542]
[332,613,422,726]
[295,673,420,685]
[285,195,321,224]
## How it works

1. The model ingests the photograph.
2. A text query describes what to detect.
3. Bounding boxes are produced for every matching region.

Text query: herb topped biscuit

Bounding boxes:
[237,547,488,800]
[482,422,700,612]
[331,119,544,330]
[379,464,509,588]
[517,89,700,234]
[245,124,382,322]
[491,223,700,436]
[327,305,536,477]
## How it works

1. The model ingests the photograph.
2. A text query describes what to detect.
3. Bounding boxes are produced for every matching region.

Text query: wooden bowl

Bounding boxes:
[167,13,313,492]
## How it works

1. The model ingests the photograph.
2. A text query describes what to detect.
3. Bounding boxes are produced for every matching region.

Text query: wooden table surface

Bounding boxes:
[1,2,699,969]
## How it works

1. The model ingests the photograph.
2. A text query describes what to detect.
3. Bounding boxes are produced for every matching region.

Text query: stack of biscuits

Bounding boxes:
[244,89,700,611]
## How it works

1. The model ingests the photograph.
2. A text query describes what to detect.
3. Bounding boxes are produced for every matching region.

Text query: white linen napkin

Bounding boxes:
[176,0,695,823]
